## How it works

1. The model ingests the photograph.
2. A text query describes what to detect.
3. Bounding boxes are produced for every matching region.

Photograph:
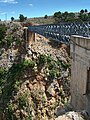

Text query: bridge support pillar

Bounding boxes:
[24,27,35,49]
[70,35,90,113]
[24,27,35,45]
[27,30,35,45]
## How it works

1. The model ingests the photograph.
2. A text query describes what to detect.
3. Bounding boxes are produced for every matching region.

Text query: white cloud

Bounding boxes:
[0,0,18,4]
[29,3,33,7]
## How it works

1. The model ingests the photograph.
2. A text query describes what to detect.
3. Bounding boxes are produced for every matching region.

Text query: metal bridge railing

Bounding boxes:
[28,22,90,44]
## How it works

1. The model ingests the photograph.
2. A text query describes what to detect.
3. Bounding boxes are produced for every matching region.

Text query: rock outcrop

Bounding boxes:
[56,111,90,120]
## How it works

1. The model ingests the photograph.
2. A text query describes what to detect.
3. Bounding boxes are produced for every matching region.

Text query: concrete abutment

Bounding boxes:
[70,35,90,113]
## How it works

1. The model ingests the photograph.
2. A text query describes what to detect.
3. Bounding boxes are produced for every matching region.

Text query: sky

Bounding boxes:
[0,0,90,20]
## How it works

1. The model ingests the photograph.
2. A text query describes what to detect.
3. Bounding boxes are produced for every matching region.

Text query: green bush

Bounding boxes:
[19,94,28,108]
[0,25,7,40]
[15,39,21,45]
[56,71,61,77]
[10,60,35,74]
[22,60,35,68]
[7,102,15,120]
[7,102,14,114]
[61,61,70,70]
[0,68,7,86]
[56,60,62,66]
[48,62,55,70]
[56,60,70,70]
[0,68,6,78]
[38,54,47,65]
[46,55,52,63]
[0,25,7,46]
[0,39,6,46]
[7,35,12,47]
[49,70,57,79]
[14,80,22,90]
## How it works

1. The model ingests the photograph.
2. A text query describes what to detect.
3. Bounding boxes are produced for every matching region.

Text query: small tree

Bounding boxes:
[54,11,61,18]
[53,11,62,23]
[80,9,84,14]
[44,15,48,19]
[11,17,14,21]
[79,14,88,21]
[85,9,88,13]
[24,17,27,20]
[19,14,25,22]
[62,11,69,22]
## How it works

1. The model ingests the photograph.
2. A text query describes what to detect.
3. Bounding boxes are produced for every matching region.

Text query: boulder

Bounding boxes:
[55,111,86,120]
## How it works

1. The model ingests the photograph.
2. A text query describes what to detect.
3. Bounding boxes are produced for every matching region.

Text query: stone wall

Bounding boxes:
[70,35,90,112]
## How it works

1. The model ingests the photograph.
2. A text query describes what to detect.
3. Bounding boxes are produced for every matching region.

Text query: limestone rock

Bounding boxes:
[55,111,86,120]
[47,85,56,97]
[27,50,32,55]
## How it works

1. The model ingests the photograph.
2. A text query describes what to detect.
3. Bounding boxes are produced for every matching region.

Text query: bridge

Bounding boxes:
[28,22,90,45]
[26,22,90,113]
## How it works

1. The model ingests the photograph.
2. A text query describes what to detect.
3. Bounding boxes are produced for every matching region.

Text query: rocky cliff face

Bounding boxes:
[0,22,88,120]
[0,21,24,69]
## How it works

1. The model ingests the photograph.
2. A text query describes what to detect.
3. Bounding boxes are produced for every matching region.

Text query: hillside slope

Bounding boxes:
[27,16,55,25]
